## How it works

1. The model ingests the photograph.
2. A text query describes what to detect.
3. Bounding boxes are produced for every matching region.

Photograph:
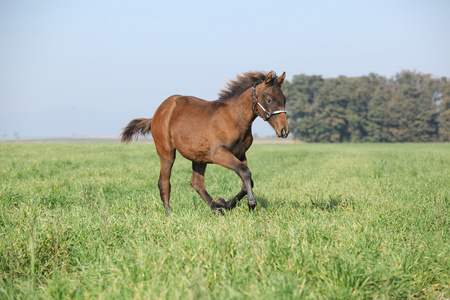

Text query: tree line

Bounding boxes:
[282,71,450,142]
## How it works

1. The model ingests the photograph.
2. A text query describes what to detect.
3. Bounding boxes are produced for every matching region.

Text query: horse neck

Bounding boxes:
[228,88,257,132]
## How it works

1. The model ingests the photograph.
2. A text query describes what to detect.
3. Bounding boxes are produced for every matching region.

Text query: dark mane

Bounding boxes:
[218,71,267,100]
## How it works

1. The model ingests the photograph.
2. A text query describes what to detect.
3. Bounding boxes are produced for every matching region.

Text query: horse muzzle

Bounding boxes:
[279,127,289,139]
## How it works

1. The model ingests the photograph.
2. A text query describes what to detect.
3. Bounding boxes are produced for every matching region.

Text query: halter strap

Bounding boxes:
[251,82,287,121]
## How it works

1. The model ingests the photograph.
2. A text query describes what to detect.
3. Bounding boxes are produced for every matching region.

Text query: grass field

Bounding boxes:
[0,142,449,299]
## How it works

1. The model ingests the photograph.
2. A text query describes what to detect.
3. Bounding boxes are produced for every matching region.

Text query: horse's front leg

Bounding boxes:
[212,148,257,211]
[224,181,254,209]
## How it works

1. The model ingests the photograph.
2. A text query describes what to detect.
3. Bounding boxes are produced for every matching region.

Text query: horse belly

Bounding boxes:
[173,133,212,163]
[170,113,213,163]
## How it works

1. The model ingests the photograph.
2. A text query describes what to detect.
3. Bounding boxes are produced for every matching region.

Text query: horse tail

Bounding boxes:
[120,118,152,143]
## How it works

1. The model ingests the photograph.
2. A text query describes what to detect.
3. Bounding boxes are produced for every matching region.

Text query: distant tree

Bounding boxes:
[318,76,352,142]
[283,74,324,142]
[283,70,445,143]
[437,79,450,141]
[390,71,438,142]
[365,90,386,142]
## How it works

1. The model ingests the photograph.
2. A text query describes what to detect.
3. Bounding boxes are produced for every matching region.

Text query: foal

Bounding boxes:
[121,71,289,213]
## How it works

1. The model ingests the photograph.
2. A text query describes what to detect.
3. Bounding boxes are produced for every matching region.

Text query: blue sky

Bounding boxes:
[1,0,449,138]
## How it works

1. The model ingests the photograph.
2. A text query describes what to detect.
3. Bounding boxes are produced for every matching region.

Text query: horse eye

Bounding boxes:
[267,98,273,104]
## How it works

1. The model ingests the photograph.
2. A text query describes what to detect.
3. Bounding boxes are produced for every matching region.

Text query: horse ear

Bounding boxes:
[277,72,286,86]
[264,71,276,85]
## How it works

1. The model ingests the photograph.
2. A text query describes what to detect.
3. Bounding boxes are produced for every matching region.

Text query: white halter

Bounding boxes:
[251,82,287,121]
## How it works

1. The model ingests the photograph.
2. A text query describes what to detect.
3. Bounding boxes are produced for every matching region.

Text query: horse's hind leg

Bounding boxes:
[157,150,175,214]
[190,162,218,210]
[190,162,235,213]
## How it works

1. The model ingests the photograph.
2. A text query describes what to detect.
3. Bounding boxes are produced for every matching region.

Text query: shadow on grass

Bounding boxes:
[308,195,342,210]
[257,197,270,209]
[187,193,353,213]
[307,194,355,211]
[266,194,355,212]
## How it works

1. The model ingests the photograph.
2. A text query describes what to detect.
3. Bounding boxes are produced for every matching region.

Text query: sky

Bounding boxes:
[1,0,449,138]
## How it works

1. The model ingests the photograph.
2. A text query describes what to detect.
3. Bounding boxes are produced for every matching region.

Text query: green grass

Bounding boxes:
[0,142,449,299]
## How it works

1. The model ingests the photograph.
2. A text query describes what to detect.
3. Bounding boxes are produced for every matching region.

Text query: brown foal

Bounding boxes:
[121,71,289,213]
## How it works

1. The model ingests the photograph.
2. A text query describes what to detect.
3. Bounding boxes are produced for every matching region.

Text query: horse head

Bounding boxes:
[253,71,290,138]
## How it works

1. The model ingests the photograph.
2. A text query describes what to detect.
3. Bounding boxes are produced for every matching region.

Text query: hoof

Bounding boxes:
[211,197,227,210]
[224,198,238,210]
[248,199,257,211]
[213,208,224,216]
